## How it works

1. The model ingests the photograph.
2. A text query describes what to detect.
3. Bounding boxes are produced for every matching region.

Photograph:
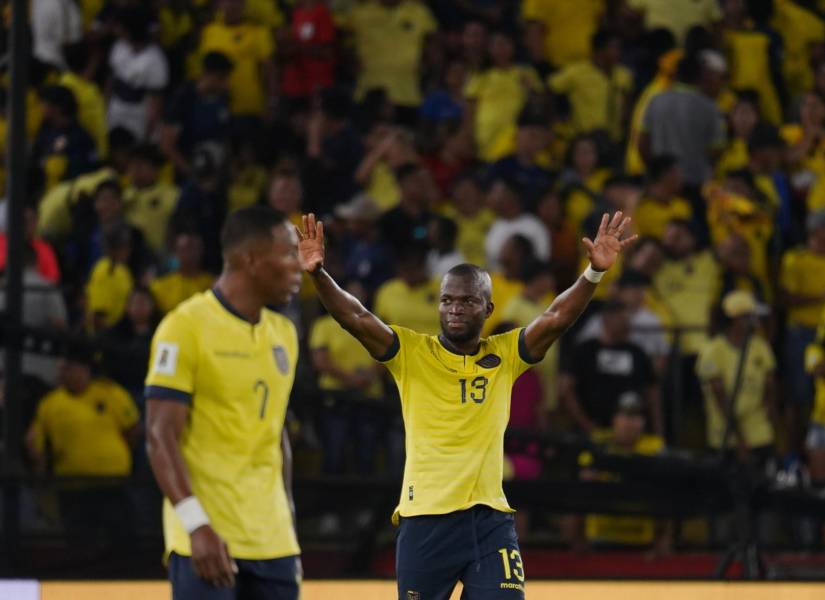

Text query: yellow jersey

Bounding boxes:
[805,321,825,426]
[145,290,300,560]
[548,61,633,141]
[347,0,437,107]
[374,278,440,335]
[627,0,721,44]
[780,248,825,328]
[381,326,537,522]
[696,334,776,449]
[465,66,542,161]
[653,251,719,355]
[521,0,603,66]
[309,314,381,398]
[58,72,108,158]
[86,257,134,328]
[198,21,274,116]
[29,379,139,476]
[123,182,180,254]
[633,196,692,240]
[439,205,495,267]
[150,272,215,315]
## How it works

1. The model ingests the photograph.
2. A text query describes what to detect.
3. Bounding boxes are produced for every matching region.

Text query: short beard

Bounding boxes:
[440,324,481,345]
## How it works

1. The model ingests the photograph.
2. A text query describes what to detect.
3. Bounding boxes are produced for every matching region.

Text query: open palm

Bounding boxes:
[297,213,325,273]
[582,211,637,272]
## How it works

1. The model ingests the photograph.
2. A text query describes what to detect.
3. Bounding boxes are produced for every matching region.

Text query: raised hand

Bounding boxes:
[582,211,637,272]
[297,213,325,274]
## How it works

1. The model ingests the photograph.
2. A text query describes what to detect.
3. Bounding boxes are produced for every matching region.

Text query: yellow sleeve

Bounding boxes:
[145,311,199,403]
[521,0,542,20]
[806,343,824,374]
[418,3,437,35]
[548,65,574,94]
[108,382,140,430]
[258,25,275,59]
[85,260,113,314]
[464,73,484,99]
[308,317,332,350]
[696,342,722,381]
[379,325,422,380]
[779,251,799,293]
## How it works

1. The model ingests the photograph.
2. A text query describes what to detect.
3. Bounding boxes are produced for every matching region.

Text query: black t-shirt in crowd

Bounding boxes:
[564,338,655,427]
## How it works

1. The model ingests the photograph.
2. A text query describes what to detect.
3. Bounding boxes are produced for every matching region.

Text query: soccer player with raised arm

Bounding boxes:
[298,211,636,600]
[145,206,303,600]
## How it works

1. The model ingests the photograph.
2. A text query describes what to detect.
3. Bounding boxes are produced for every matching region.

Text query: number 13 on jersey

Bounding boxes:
[460,376,488,404]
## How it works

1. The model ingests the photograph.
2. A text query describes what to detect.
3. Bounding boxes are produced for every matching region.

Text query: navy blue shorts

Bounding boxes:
[168,552,301,600]
[396,505,525,600]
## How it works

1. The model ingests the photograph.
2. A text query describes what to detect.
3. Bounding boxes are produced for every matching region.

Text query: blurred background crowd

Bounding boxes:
[4,0,825,562]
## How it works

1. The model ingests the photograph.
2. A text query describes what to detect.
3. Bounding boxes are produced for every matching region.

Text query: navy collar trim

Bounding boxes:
[212,287,258,324]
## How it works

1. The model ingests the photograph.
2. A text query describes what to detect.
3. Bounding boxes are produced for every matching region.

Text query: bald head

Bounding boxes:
[439,264,494,346]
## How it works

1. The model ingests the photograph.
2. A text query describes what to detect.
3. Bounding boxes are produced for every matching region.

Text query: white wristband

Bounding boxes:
[175,496,210,534]
[583,263,606,284]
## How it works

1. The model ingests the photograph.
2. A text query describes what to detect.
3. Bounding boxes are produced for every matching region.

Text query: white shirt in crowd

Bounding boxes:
[577,308,670,361]
[31,0,82,70]
[107,40,169,139]
[428,249,466,279]
[485,213,551,270]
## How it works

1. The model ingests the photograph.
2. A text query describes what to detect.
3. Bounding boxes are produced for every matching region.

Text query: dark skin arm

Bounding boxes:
[523,212,637,360]
[298,214,395,360]
[146,400,237,588]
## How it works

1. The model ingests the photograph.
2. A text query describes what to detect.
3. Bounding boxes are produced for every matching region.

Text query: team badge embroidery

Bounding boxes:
[273,346,289,374]
[407,592,420,600]
[476,353,502,368]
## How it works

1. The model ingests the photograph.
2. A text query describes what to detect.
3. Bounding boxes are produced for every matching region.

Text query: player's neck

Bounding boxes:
[214,275,263,324]
[438,334,480,356]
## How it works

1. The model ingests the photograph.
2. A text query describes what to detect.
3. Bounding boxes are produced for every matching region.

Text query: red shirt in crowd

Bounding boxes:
[281,2,336,98]
[0,234,61,283]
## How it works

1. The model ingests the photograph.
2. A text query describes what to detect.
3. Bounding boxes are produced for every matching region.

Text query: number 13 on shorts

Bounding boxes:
[498,547,524,582]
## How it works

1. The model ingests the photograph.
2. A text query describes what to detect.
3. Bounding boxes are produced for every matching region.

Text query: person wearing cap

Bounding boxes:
[780,210,825,452]
[696,290,778,463]
[560,299,660,436]
[26,343,140,536]
[566,393,668,553]
[336,193,395,295]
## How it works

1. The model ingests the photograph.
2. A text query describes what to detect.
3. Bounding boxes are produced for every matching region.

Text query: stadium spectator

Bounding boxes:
[123,144,180,255]
[421,125,476,198]
[781,210,825,451]
[716,234,767,305]
[32,85,99,190]
[60,41,108,158]
[560,299,662,436]
[634,154,693,240]
[537,189,579,288]
[347,0,437,121]
[160,51,233,177]
[335,193,395,295]
[485,178,550,270]
[626,0,721,45]
[487,108,554,212]
[280,0,337,103]
[310,280,383,475]
[0,204,60,284]
[558,133,613,237]
[107,6,169,140]
[521,0,604,68]
[485,234,537,336]
[420,59,469,124]
[696,290,779,465]
[0,244,67,386]
[266,170,304,226]
[640,50,727,189]
[717,92,760,176]
[548,29,633,142]
[150,232,215,316]
[101,286,159,398]
[427,216,464,278]
[374,246,439,335]
[566,395,670,554]
[465,28,542,161]
[197,0,276,123]
[378,162,437,256]
[354,126,418,212]
[30,0,82,70]
[26,343,139,538]
[85,225,135,333]
[441,171,494,267]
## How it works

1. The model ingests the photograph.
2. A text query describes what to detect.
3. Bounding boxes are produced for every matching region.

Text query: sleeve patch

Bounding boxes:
[152,342,179,376]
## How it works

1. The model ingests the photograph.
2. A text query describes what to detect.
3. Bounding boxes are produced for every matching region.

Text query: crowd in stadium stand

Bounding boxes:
[6,0,825,550]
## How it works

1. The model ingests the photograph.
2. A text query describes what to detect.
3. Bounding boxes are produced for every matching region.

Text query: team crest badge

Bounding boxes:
[273,346,289,374]
[407,592,420,600]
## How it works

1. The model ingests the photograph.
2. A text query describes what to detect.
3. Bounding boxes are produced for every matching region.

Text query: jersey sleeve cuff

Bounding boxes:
[518,328,542,365]
[376,331,400,363]
[145,385,192,404]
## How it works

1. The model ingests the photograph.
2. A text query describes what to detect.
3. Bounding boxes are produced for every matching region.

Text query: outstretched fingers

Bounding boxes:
[582,237,595,253]
[316,218,324,242]
[597,213,609,239]
[620,234,639,249]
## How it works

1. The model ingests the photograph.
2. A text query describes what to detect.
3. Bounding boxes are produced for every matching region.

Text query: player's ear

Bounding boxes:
[485,301,494,319]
